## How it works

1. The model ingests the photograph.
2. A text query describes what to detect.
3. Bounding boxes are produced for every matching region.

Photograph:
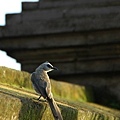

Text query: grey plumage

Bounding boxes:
[31,61,63,120]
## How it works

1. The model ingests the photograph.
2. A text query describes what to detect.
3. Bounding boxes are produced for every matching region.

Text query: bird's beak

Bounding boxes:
[52,67,58,70]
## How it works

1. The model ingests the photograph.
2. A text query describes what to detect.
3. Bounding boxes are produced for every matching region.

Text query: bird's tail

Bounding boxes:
[47,97,63,120]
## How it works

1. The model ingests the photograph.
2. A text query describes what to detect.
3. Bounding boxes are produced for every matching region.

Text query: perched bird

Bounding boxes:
[31,61,63,120]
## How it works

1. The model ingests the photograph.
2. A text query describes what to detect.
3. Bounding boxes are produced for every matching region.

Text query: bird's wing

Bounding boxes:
[31,72,48,99]
[31,73,63,120]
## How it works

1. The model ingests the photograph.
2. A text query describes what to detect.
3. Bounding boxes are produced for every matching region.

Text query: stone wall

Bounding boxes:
[0,67,120,120]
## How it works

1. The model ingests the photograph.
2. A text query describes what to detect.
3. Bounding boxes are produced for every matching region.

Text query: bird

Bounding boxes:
[31,61,63,120]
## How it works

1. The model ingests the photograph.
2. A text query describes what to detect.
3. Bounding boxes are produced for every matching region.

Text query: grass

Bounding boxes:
[0,66,94,103]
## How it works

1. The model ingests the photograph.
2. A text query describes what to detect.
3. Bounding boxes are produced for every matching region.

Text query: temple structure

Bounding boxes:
[0,0,120,104]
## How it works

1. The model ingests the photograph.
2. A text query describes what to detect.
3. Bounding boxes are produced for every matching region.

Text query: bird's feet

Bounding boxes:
[37,96,47,102]
[37,96,41,101]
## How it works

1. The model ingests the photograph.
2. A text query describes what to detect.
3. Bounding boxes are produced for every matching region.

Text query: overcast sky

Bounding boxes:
[0,0,38,70]
[0,0,38,25]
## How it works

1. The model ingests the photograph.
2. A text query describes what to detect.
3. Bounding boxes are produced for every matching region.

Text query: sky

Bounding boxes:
[0,50,21,70]
[0,0,38,25]
[0,0,38,70]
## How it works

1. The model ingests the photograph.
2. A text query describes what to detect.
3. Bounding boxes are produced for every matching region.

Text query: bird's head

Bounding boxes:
[36,61,58,72]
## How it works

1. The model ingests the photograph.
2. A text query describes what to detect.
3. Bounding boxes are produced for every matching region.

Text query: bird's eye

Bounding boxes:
[47,64,52,68]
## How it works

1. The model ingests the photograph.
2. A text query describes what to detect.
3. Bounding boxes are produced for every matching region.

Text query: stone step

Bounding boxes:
[22,2,39,11]
[1,89,120,120]
[3,40,120,73]
[23,0,120,10]
[1,1,120,37]
[1,29,120,49]
[20,6,120,23]
[21,59,120,75]
[0,66,120,120]
[7,43,120,60]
